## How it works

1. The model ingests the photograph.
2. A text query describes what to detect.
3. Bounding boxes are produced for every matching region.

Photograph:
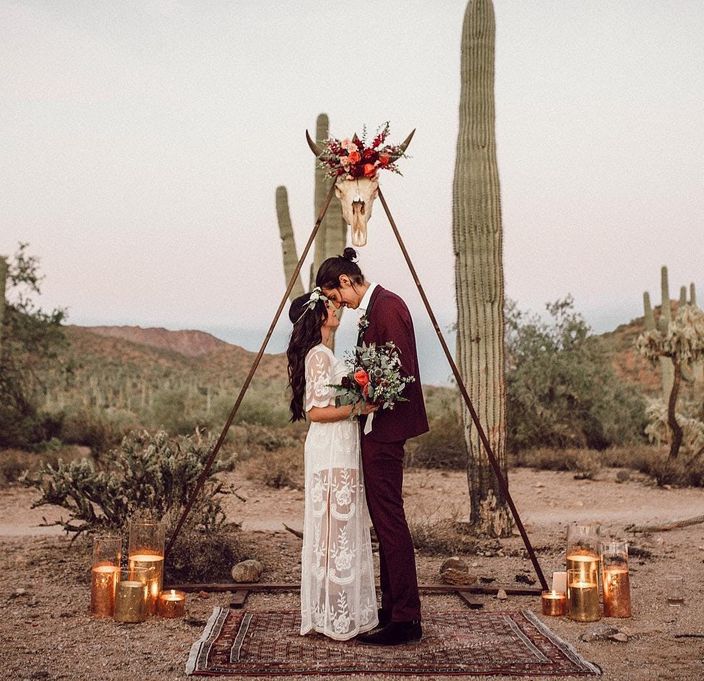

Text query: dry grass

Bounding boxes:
[0,445,87,485]
[241,446,304,490]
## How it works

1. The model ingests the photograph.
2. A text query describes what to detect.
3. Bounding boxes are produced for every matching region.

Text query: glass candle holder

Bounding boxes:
[601,541,632,618]
[128,519,165,616]
[567,568,601,622]
[157,589,186,618]
[541,590,567,616]
[566,523,600,586]
[90,535,121,617]
[114,567,148,623]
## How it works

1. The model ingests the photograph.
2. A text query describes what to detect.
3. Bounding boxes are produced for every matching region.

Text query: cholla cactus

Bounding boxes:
[24,429,234,535]
[637,305,704,458]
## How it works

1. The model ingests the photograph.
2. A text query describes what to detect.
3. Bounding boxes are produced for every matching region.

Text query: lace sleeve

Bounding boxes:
[305,347,336,411]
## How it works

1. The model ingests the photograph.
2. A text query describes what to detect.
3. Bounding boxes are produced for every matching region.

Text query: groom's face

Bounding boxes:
[322,275,362,310]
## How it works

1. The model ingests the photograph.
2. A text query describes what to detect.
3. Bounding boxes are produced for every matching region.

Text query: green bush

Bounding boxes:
[24,429,235,536]
[506,297,647,451]
[244,446,303,490]
[409,413,465,469]
[59,406,135,455]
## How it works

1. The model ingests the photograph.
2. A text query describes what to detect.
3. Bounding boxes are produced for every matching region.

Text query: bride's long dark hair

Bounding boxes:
[286,293,328,422]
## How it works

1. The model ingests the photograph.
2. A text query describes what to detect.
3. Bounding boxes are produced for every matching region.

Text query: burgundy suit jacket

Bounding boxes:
[360,285,429,443]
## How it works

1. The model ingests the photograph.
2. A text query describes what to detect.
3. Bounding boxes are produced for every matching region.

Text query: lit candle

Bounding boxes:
[128,553,164,615]
[566,551,599,585]
[551,571,567,595]
[603,567,631,618]
[114,579,147,623]
[90,563,118,617]
[541,590,567,616]
[157,589,186,618]
[567,578,601,622]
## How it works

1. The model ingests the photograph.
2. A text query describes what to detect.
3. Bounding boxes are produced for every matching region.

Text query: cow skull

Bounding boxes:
[335,177,378,247]
[305,127,415,247]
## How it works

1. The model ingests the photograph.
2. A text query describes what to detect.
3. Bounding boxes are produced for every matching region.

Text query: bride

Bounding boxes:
[286,288,379,640]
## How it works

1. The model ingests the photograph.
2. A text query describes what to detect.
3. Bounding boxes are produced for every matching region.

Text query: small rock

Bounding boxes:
[534,482,545,488]
[615,470,630,483]
[471,562,480,568]
[579,625,619,642]
[515,573,536,585]
[440,557,477,586]
[667,596,685,606]
[496,589,508,601]
[11,588,27,598]
[610,632,629,642]
[231,559,264,583]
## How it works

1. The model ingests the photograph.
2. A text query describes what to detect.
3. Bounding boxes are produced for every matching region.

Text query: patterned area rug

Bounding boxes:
[186,608,601,677]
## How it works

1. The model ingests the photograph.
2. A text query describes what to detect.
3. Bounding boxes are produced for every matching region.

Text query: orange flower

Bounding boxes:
[348,150,361,164]
[379,154,390,166]
[354,369,369,387]
[363,163,376,178]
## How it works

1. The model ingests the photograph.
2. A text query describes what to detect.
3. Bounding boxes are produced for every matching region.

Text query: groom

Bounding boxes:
[317,250,429,645]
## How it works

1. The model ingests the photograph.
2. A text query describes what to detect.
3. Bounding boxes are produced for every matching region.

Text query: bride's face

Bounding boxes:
[322,301,340,330]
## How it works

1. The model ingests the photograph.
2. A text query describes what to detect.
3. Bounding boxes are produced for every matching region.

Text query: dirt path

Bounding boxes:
[2,467,704,680]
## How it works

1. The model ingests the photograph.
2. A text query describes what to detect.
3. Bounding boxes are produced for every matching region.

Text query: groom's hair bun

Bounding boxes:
[342,247,358,262]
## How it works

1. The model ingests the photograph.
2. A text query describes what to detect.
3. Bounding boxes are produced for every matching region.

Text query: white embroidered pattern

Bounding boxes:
[300,345,378,641]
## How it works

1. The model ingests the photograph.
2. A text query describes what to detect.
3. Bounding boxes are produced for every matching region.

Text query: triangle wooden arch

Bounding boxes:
[166,140,548,593]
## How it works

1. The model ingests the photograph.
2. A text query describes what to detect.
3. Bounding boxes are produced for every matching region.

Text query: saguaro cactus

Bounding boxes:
[0,255,7,357]
[452,0,510,537]
[643,265,701,399]
[276,113,347,296]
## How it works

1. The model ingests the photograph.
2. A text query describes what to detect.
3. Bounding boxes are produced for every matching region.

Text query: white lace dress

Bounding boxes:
[300,344,378,640]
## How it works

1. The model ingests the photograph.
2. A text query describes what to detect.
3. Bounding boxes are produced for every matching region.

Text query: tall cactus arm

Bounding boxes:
[643,291,655,330]
[275,186,304,301]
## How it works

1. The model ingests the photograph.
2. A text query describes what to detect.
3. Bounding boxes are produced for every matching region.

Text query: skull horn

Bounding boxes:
[389,128,416,161]
[305,130,325,157]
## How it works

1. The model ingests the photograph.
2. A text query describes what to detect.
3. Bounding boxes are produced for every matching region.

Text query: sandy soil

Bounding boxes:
[2,466,704,681]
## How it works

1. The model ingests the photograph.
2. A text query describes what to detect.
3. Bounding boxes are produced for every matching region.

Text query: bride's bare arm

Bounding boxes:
[307,402,377,423]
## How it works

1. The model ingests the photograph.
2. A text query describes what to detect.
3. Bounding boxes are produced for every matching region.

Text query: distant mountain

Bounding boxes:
[80,325,230,358]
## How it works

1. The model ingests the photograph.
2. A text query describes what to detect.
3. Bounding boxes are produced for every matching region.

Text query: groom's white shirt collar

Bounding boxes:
[358,282,377,314]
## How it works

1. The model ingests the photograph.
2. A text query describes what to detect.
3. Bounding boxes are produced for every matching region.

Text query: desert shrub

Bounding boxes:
[409,412,465,469]
[150,388,205,435]
[506,297,647,451]
[24,429,235,536]
[239,425,300,456]
[166,525,243,583]
[511,448,602,477]
[0,243,67,449]
[409,516,479,555]
[59,406,136,455]
[244,446,304,490]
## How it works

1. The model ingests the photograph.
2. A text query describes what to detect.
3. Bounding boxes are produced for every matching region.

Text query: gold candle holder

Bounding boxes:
[157,589,186,618]
[601,541,632,618]
[128,518,165,616]
[90,535,121,618]
[567,569,601,622]
[566,523,601,588]
[565,550,599,585]
[541,590,567,616]
[114,568,148,623]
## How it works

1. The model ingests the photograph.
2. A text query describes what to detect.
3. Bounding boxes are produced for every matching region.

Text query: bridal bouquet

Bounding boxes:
[331,342,414,420]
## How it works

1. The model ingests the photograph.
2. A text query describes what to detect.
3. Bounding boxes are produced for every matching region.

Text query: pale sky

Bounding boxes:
[2,1,703,383]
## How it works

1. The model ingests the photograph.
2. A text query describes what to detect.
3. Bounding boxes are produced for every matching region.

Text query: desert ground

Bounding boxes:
[1,464,703,681]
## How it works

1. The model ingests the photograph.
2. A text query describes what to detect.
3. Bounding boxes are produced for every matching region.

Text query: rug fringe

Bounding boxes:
[186,606,228,676]
[522,609,602,675]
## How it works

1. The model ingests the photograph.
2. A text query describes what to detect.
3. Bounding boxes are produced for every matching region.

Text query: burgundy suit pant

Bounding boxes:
[361,436,421,622]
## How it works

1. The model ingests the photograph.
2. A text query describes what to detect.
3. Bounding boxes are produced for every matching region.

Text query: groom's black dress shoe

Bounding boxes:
[357,620,422,645]
[377,608,391,627]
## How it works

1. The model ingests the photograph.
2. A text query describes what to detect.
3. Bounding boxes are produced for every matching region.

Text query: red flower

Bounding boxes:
[354,369,369,387]
[363,148,377,160]
[363,163,376,178]
[348,150,361,164]
[349,164,363,178]
[379,154,390,167]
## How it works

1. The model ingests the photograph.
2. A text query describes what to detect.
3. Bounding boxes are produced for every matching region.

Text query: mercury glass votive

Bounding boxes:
[90,535,121,617]
[157,589,186,618]
[128,519,165,616]
[567,568,601,622]
[114,568,148,623]
[541,590,567,616]
[601,540,632,618]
